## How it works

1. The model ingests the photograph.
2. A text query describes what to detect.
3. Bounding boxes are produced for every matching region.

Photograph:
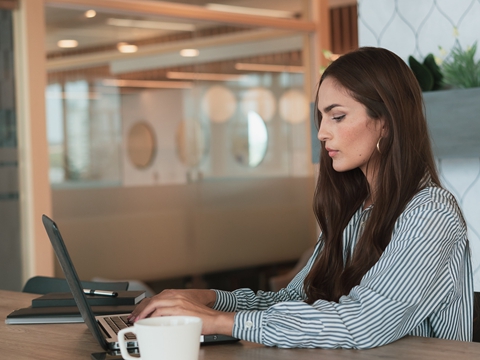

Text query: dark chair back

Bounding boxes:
[22,275,129,294]
[474,292,480,342]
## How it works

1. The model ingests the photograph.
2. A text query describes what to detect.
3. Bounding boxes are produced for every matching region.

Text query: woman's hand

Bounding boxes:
[127,289,234,336]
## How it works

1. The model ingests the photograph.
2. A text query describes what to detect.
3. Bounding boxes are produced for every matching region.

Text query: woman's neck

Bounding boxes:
[362,163,379,209]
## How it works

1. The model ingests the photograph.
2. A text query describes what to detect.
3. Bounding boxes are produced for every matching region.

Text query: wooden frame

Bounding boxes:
[46,0,316,32]
[0,0,18,10]
[10,0,333,288]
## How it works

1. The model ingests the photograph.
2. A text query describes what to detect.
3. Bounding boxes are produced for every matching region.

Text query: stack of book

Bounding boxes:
[6,291,145,324]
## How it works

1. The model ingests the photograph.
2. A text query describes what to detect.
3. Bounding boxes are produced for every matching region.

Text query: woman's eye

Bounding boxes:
[332,115,345,121]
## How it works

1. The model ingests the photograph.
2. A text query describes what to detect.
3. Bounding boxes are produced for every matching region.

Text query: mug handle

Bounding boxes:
[118,327,139,360]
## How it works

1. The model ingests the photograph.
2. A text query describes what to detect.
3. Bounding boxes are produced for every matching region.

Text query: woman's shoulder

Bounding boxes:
[392,182,467,245]
[402,181,464,222]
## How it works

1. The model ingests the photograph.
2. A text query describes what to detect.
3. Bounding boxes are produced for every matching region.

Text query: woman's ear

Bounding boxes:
[379,118,388,137]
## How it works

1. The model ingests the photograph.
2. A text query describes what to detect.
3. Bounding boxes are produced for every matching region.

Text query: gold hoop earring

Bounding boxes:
[376,137,382,154]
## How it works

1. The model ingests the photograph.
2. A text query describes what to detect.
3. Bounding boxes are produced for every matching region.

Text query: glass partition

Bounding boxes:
[44,1,312,187]
[44,0,321,283]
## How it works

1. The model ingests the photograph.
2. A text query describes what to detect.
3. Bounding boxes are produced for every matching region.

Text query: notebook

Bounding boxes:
[42,214,238,351]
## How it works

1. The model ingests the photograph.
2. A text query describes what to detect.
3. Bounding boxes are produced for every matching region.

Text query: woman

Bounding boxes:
[128,47,473,348]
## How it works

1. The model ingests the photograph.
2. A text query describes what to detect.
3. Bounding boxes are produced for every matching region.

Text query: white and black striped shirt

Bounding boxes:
[212,183,474,348]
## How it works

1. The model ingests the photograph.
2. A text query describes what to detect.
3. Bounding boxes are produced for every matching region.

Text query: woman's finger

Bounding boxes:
[134,297,184,321]
[127,297,152,320]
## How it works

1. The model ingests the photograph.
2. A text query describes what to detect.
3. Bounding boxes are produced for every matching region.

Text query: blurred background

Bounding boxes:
[0,0,479,294]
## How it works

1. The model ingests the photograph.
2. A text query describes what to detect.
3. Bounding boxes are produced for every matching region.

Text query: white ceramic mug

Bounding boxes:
[118,316,202,360]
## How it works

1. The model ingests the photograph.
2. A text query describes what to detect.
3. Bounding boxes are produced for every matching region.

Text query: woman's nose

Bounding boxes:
[317,122,330,142]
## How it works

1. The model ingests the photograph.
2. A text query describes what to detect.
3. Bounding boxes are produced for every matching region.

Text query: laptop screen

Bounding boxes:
[42,214,110,350]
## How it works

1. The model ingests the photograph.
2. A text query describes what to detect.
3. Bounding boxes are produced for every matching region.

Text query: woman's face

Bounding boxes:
[317,77,384,178]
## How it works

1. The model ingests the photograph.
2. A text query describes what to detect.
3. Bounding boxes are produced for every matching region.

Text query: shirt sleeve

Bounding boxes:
[230,199,471,348]
[212,244,320,312]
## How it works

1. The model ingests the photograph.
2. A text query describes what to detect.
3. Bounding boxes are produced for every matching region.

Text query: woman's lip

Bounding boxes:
[325,148,338,157]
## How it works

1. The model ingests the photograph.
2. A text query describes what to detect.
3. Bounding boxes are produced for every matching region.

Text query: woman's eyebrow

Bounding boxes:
[322,104,341,113]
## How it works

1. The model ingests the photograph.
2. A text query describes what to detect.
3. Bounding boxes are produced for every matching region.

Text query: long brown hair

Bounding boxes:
[304,47,440,303]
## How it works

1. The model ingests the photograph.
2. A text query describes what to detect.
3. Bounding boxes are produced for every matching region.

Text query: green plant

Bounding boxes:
[441,42,480,89]
[423,54,444,90]
[408,53,443,92]
[320,49,336,75]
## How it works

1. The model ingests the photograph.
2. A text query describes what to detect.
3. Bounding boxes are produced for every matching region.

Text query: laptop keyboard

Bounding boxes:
[104,315,136,340]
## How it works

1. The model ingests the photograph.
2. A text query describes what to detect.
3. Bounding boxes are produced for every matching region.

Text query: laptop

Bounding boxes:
[42,214,238,351]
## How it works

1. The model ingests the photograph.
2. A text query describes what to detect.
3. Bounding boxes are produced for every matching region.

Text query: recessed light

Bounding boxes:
[180,49,199,57]
[57,39,78,48]
[85,10,96,18]
[166,71,246,81]
[107,18,195,31]
[235,63,304,73]
[206,3,294,18]
[117,42,138,53]
[102,79,193,89]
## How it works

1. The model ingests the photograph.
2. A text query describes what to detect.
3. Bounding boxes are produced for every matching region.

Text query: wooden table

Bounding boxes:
[2,289,480,359]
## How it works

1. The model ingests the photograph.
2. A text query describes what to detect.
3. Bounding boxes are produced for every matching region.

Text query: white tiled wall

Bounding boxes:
[358,0,480,290]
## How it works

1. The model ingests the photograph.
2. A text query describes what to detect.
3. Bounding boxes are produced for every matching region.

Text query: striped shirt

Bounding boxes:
[212,183,474,348]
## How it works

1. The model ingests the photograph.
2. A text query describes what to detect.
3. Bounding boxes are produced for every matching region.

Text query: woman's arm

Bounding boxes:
[212,244,320,312]
[128,242,322,334]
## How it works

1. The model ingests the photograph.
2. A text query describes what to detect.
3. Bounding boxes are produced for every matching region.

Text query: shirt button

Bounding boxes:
[245,320,254,329]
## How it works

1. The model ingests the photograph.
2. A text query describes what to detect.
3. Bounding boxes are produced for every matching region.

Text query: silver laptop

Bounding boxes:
[42,214,238,351]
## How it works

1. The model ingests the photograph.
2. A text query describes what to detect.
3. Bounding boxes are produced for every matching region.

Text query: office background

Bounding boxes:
[0,0,478,293]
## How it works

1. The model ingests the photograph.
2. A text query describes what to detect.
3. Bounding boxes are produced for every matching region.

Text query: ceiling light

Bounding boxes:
[106,18,195,31]
[85,10,96,18]
[102,79,193,89]
[206,3,295,18]
[117,42,138,53]
[166,72,246,82]
[235,63,304,73]
[57,39,78,48]
[180,49,199,57]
